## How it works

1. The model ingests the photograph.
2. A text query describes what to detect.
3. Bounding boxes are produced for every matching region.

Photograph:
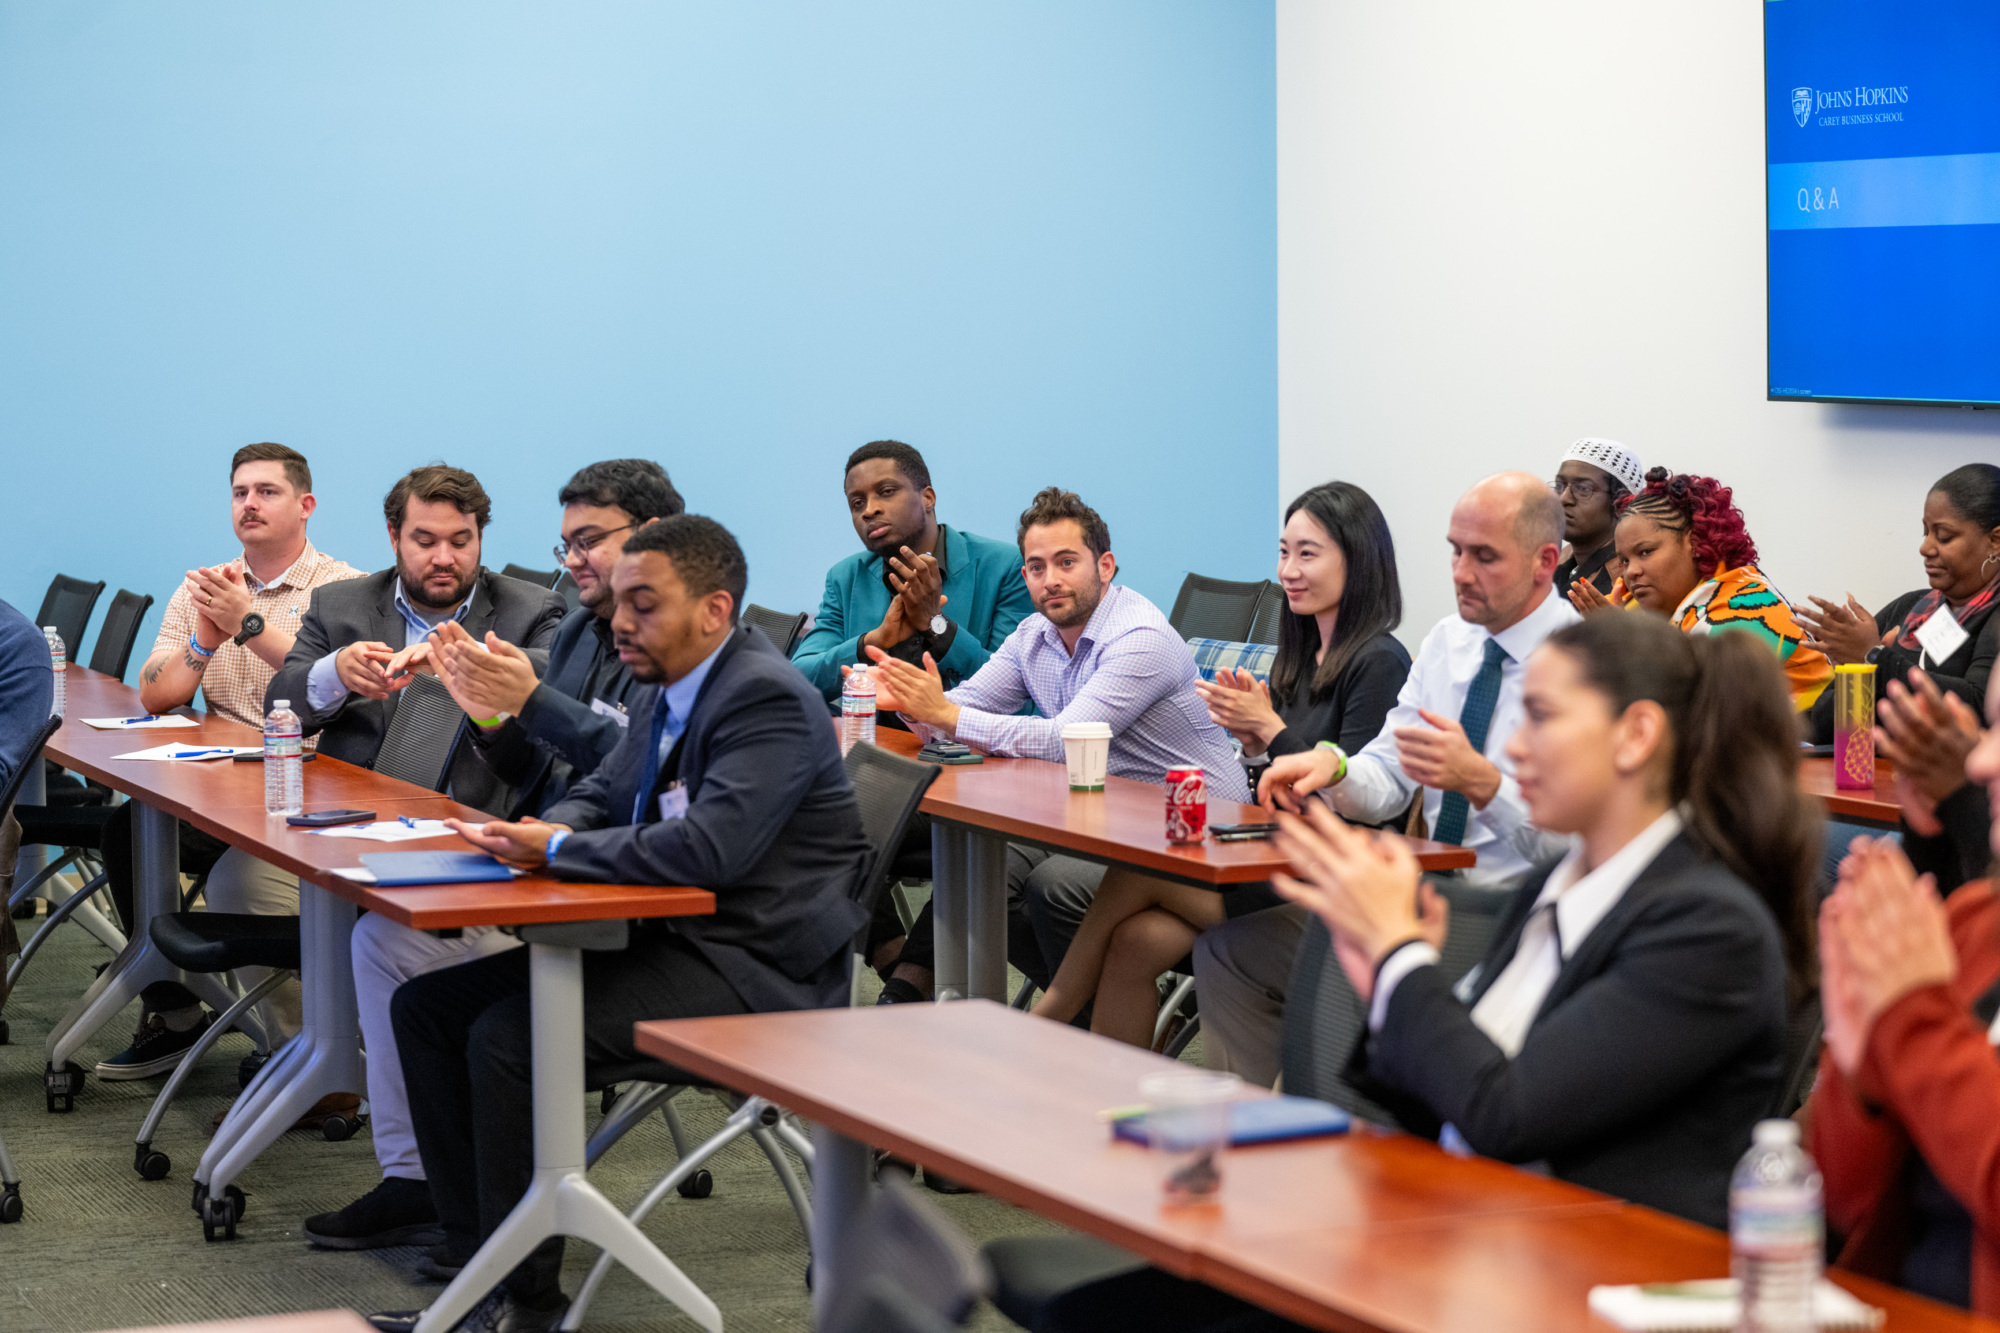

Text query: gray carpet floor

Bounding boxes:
[0,882,1153,1332]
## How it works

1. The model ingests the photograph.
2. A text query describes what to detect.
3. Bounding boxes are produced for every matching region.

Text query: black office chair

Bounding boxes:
[87,589,155,681]
[499,563,561,590]
[127,674,471,1190]
[34,574,105,665]
[742,604,810,658]
[553,570,583,613]
[1246,581,1286,646]
[561,741,941,1329]
[981,883,1515,1331]
[1166,574,1264,642]
[1770,991,1823,1119]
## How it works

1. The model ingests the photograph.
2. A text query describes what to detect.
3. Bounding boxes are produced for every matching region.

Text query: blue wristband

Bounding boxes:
[544,829,569,862]
[187,633,216,660]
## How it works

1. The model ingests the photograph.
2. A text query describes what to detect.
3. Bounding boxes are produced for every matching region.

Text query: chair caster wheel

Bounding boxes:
[44,1062,83,1113]
[196,1183,246,1241]
[676,1169,714,1200]
[321,1114,359,1143]
[0,1185,21,1223]
[0,1017,10,1045]
[600,1085,620,1115]
[237,1052,268,1090]
[134,1144,171,1181]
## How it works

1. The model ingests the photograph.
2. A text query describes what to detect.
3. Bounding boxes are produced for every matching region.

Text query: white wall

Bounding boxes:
[1278,0,2000,642]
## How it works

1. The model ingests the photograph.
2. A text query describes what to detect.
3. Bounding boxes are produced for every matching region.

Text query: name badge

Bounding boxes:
[657,782,689,822]
[1914,606,1971,666]
[591,697,631,728]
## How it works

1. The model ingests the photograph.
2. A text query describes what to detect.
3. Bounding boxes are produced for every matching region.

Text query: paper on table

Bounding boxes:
[1586,1279,1882,1331]
[112,744,263,761]
[332,867,378,883]
[311,820,459,842]
[79,715,200,730]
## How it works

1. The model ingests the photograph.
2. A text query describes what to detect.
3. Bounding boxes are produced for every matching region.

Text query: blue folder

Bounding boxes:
[1112,1094,1351,1147]
[358,851,515,886]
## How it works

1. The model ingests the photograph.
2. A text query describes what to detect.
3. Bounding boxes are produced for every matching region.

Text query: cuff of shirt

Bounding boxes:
[306,652,348,713]
[1369,941,1442,1033]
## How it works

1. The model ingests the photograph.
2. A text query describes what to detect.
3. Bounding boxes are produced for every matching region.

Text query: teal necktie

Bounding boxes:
[1432,637,1509,846]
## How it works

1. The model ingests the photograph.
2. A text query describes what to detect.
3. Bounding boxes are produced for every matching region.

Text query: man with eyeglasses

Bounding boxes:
[1551,438,1646,605]
[301,459,681,1262]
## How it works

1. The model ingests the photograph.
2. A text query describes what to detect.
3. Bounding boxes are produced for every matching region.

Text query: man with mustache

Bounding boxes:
[300,460,677,1262]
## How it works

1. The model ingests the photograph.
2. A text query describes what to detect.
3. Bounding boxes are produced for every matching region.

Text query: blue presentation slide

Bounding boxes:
[1766,0,2000,405]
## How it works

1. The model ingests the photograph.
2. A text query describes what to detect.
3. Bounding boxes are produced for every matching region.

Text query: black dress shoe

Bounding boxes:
[304,1176,443,1250]
[417,1239,470,1282]
[369,1291,569,1333]
[876,977,929,1005]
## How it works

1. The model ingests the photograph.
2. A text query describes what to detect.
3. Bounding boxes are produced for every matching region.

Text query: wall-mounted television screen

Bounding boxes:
[1766,0,2000,407]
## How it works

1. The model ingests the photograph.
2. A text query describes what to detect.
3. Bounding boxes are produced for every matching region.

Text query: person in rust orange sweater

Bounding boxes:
[1809,675,2000,1312]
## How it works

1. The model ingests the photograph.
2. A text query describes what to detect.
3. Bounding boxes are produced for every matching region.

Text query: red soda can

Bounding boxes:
[1165,766,1207,844]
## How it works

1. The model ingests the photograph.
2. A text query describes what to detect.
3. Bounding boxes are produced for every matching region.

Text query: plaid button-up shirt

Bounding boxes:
[148,540,364,729]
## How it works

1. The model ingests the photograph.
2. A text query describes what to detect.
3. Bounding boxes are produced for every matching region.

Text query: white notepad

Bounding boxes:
[78,715,200,730]
[1587,1279,1882,1331]
[111,744,262,761]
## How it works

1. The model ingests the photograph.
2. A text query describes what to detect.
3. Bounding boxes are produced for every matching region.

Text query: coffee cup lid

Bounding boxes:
[1060,721,1113,739]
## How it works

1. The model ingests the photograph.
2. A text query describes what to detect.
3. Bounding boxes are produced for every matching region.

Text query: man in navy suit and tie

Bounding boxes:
[375,515,870,1333]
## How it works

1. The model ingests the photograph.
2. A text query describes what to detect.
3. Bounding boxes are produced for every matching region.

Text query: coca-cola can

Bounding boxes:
[1165,765,1207,844]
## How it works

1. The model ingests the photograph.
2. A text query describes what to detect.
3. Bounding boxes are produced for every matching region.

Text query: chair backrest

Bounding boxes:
[1167,573,1264,642]
[87,589,155,680]
[1279,879,1514,1122]
[743,603,810,658]
[841,742,940,926]
[553,570,584,613]
[820,1174,990,1333]
[34,574,106,663]
[0,716,63,817]
[370,675,466,792]
[499,563,561,590]
[1247,581,1287,646]
[1770,991,1823,1119]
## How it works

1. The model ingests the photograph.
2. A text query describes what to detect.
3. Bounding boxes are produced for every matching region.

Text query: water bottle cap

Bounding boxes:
[272,700,290,709]
[43,627,58,634]
[1752,1119,1800,1146]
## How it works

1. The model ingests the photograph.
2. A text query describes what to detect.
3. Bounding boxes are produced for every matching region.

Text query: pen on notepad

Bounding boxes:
[1095,1104,1150,1123]
[172,748,235,759]
[399,816,419,828]
[121,715,160,725]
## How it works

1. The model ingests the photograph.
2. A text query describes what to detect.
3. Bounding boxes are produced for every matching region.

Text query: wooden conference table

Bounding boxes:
[868,727,1477,1005]
[639,1000,1996,1333]
[39,668,723,1333]
[1800,753,1903,827]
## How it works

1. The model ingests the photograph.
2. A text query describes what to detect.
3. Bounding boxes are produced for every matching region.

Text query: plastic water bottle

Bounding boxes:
[839,665,877,755]
[264,699,304,816]
[43,627,65,717]
[1731,1119,1823,1333]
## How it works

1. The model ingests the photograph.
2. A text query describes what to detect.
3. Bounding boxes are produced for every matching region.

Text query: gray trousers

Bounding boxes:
[1191,902,1308,1089]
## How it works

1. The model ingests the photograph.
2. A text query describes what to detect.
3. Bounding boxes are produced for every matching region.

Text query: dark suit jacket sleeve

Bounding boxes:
[538,716,630,833]
[1366,888,1779,1164]
[544,672,824,887]
[266,584,348,735]
[512,680,628,776]
[522,590,566,653]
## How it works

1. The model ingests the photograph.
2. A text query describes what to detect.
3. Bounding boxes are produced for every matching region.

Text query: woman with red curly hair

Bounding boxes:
[1608,466,1832,711]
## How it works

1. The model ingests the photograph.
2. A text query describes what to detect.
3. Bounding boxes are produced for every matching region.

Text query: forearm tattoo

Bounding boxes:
[182,648,208,674]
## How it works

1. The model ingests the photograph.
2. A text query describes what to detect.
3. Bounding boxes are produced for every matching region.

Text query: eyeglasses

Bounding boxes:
[553,524,635,563]
[1549,477,1603,501]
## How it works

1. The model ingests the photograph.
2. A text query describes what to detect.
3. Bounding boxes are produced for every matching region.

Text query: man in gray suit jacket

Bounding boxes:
[205,466,564,1081]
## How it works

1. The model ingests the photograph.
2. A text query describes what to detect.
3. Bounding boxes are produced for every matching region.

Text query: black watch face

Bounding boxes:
[236,613,265,644]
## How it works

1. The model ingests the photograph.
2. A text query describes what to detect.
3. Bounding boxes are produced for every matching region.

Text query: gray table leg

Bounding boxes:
[810,1123,873,1328]
[930,822,968,1001]
[966,831,1009,1002]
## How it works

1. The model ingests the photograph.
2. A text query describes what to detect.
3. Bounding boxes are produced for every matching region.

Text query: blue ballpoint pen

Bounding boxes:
[121,715,160,725]
[171,748,236,759]
[398,816,419,828]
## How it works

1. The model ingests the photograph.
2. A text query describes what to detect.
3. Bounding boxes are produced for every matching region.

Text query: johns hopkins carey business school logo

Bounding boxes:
[1790,82,1910,127]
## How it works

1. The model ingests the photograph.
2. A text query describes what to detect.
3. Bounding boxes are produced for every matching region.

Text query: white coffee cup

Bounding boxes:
[1060,721,1113,791]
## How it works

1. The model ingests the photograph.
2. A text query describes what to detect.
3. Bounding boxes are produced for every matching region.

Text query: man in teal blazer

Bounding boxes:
[792,439,1032,701]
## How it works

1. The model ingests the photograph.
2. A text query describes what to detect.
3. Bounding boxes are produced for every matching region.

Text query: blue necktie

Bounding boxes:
[633,689,674,824]
[1431,637,1509,846]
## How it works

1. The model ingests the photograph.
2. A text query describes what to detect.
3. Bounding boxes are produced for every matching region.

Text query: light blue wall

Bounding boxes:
[0,2,1276,673]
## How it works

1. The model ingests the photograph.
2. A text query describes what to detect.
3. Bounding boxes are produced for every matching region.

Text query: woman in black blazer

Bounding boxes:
[1799,463,2000,745]
[1273,611,1818,1229]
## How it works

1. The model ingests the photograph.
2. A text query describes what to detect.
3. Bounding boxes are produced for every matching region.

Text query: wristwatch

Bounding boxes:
[929,614,948,638]
[233,612,265,647]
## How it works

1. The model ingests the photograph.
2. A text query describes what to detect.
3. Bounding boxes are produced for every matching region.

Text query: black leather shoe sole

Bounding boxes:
[304,1220,445,1251]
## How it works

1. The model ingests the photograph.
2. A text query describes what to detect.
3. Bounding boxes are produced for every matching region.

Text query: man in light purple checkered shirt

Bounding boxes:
[862,487,1245,1006]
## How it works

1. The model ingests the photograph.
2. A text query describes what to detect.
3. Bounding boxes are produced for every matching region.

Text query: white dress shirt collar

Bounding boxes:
[1485,584,1577,668]
[1527,806,1686,964]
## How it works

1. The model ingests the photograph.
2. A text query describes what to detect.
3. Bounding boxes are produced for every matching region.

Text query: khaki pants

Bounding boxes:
[204,846,303,1041]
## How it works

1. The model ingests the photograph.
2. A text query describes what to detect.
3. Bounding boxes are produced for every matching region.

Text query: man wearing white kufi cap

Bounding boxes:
[1552,437,1645,603]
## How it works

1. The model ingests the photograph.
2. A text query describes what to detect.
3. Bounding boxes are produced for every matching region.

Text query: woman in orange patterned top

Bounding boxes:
[1590,466,1832,711]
